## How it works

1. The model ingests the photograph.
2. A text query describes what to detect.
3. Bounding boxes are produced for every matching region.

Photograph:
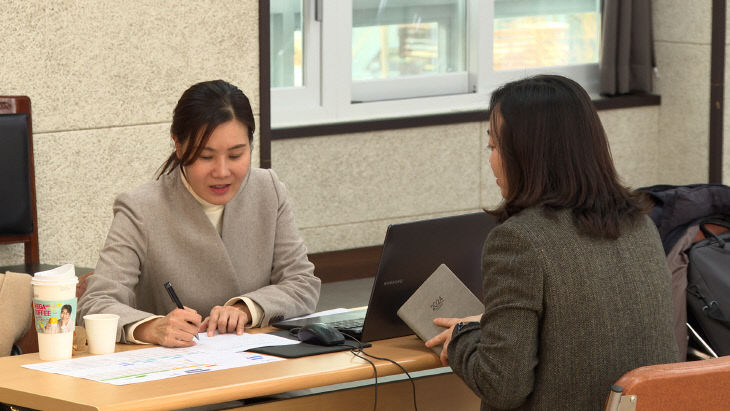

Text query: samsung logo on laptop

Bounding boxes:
[431,296,444,311]
[383,279,404,286]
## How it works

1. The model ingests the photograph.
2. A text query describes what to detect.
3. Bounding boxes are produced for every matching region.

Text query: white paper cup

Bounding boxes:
[83,314,119,354]
[31,264,78,361]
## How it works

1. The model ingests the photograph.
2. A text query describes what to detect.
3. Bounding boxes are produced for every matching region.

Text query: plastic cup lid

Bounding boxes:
[31,264,78,285]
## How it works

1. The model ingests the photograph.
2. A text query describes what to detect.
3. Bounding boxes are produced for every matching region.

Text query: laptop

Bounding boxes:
[272,211,497,342]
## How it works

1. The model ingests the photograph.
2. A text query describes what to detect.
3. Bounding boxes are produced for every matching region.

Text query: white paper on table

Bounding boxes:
[284,308,350,321]
[193,331,300,351]
[22,332,300,385]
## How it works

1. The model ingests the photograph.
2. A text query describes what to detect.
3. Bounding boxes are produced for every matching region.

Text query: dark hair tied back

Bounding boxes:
[157,80,255,177]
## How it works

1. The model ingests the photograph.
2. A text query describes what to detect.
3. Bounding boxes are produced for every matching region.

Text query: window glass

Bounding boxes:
[270,0,303,88]
[352,0,467,81]
[493,0,600,70]
[269,1,602,127]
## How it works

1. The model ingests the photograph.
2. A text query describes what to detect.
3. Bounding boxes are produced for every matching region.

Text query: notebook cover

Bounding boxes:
[396,264,483,354]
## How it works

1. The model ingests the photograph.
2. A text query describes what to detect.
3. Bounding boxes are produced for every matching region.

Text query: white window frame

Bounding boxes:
[270,0,325,120]
[271,0,600,128]
[350,0,470,102]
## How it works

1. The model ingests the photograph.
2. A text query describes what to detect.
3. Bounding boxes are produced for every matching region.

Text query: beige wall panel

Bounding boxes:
[654,42,711,184]
[653,0,712,44]
[0,246,24,268]
[34,124,169,269]
[599,107,660,188]
[271,123,482,234]
[0,1,259,133]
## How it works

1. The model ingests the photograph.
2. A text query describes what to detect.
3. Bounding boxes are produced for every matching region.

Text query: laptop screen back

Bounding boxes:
[360,211,496,342]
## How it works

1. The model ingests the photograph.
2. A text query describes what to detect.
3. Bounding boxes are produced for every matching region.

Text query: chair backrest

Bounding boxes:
[0,96,39,265]
[604,356,730,411]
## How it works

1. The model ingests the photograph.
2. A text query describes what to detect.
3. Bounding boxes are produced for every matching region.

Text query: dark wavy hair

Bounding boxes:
[489,75,648,239]
[157,80,255,177]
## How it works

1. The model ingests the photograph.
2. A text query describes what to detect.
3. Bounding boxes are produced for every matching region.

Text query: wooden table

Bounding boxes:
[0,331,480,410]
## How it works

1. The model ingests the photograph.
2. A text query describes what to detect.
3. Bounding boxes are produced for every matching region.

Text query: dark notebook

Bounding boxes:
[248,330,370,358]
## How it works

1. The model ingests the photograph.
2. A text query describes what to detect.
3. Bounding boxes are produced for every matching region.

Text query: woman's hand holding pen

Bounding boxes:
[135,308,202,347]
[201,302,251,336]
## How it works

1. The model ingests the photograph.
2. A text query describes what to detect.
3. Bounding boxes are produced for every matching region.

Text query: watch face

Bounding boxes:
[457,321,477,333]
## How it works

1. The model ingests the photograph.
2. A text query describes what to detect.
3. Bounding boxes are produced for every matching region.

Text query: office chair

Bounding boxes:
[0,96,93,276]
[0,96,40,273]
[604,356,730,411]
[0,96,40,354]
[1,99,93,355]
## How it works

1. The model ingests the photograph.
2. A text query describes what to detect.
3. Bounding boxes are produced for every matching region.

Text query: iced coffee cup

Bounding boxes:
[31,264,78,361]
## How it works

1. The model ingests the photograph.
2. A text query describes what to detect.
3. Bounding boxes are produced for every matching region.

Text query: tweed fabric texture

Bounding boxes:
[449,207,678,411]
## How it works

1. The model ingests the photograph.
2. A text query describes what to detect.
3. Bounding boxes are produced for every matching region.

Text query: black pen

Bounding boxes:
[164,281,200,341]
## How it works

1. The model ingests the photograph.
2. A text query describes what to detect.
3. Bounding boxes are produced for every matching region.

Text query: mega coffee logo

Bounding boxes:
[431,296,444,311]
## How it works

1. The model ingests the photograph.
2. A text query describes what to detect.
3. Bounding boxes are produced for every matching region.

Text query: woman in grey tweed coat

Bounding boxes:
[426,75,678,410]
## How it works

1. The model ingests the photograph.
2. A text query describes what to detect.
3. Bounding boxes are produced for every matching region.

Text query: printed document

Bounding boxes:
[23,332,300,385]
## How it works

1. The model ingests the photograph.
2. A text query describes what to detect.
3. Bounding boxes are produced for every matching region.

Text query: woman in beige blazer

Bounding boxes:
[426,75,678,410]
[78,80,320,347]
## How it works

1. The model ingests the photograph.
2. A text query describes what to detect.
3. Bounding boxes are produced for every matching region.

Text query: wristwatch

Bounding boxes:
[456,321,478,333]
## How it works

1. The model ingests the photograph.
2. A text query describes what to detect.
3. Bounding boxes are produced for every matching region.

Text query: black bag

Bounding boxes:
[686,217,730,357]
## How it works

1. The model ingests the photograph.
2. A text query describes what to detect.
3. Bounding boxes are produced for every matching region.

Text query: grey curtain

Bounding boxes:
[600,0,655,95]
